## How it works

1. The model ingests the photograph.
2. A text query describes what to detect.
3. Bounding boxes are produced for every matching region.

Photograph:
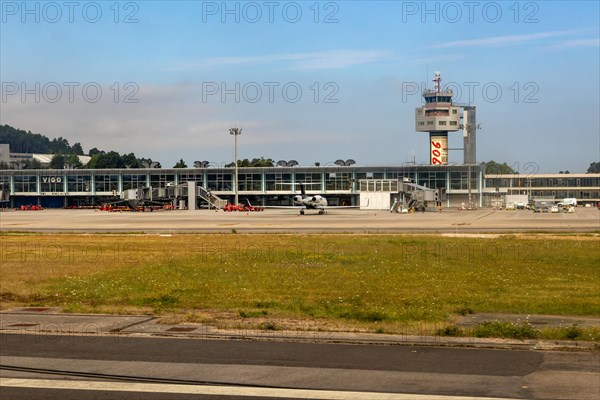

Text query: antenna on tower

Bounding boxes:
[433,71,441,93]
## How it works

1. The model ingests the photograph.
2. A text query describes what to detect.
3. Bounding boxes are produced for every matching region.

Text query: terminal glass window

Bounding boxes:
[41,175,65,193]
[13,175,37,192]
[450,172,466,190]
[0,175,10,195]
[122,174,147,190]
[94,175,119,193]
[207,173,233,192]
[418,171,446,189]
[238,173,262,192]
[386,171,413,181]
[178,172,203,187]
[355,172,384,180]
[580,177,598,187]
[295,172,321,184]
[265,173,292,191]
[150,173,175,189]
[67,175,92,192]
[449,171,478,190]
[325,172,352,191]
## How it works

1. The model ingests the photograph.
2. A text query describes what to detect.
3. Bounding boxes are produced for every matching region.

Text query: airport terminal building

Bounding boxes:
[0,165,598,209]
[2,73,598,210]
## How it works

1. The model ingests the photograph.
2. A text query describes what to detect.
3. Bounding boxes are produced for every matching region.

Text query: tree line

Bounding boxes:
[1,125,599,172]
[0,124,160,170]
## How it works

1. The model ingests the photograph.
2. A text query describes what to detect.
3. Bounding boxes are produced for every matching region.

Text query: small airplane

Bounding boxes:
[253,183,362,215]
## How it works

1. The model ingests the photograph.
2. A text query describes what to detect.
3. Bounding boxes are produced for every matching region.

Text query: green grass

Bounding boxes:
[1,234,599,338]
[436,323,600,341]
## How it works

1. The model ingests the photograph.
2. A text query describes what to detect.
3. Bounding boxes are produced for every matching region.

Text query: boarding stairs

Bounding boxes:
[197,186,227,210]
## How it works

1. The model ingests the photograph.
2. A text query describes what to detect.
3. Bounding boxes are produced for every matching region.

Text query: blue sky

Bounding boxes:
[1,0,599,172]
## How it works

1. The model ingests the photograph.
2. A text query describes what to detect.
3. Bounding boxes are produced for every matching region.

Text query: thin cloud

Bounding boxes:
[167,50,391,71]
[432,31,574,48]
[545,38,600,50]
[410,54,465,64]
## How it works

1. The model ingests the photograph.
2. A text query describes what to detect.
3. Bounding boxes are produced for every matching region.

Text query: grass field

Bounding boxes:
[1,233,599,338]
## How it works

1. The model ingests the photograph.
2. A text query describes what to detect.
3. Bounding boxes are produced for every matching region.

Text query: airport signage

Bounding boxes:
[430,136,448,165]
[42,176,63,184]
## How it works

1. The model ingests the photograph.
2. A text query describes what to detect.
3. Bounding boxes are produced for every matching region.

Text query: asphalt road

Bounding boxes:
[1,334,598,400]
[0,207,599,233]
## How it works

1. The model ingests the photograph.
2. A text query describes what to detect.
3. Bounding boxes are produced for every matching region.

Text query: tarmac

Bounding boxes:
[0,207,599,233]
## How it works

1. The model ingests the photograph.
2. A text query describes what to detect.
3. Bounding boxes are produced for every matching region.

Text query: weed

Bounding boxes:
[259,321,277,331]
[436,326,463,337]
[455,307,474,316]
[472,321,539,339]
[239,310,268,318]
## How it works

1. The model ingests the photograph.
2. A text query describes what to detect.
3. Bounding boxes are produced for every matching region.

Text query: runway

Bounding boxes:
[2,333,598,400]
[0,207,599,233]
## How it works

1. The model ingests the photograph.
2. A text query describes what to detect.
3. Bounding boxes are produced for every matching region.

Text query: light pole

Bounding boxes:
[229,127,242,205]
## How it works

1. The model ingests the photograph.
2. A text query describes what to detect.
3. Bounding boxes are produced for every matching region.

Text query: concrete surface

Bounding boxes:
[0,207,599,233]
[1,308,597,351]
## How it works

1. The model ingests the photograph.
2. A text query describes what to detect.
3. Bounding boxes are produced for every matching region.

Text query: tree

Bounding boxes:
[19,159,43,169]
[87,151,125,169]
[66,154,82,169]
[480,161,516,174]
[49,137,71,154]
[88,147,104,157]
[121,153,140,168]
[50,154,66,169]
[226,157,275,168]
[587,162,600,173]
[249,157,274,167]
[173,159,188,168]
[72,142,84,155]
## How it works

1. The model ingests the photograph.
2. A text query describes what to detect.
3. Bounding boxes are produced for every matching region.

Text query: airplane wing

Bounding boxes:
[249,204,307,209]
[320,205,362,209]
[246,201,365,210]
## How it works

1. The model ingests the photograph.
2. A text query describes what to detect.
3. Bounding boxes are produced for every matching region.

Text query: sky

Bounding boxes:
[1,0,599,172]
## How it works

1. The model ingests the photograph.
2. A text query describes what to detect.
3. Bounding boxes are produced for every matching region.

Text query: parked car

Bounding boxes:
[505,202,515,210]
[550,205,559,213]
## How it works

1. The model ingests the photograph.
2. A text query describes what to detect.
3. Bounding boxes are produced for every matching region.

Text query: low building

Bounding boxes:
[1,164,597,209]
[0,164,482,209]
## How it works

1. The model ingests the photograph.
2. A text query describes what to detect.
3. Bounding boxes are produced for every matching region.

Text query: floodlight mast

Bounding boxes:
[229,127,242,205]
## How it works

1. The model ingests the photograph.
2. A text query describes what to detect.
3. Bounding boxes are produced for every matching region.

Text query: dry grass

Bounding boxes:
[1,234,599,336]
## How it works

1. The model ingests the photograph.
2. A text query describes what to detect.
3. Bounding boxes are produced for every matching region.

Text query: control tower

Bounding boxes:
[415,72,461,165]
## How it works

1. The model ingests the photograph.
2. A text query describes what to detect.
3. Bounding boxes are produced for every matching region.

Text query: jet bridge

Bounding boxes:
[359,179,438,212]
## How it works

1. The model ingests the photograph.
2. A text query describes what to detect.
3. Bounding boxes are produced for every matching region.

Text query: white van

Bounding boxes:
[558,198,577,207]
